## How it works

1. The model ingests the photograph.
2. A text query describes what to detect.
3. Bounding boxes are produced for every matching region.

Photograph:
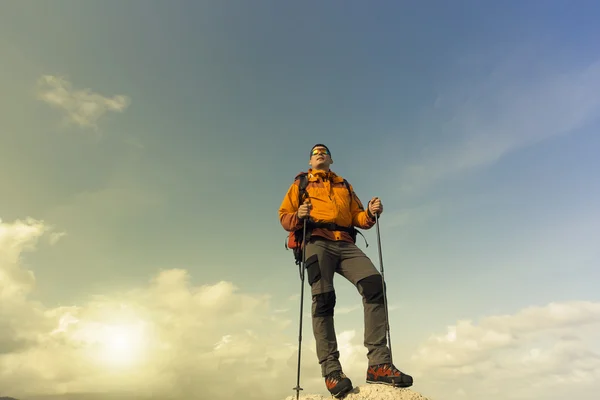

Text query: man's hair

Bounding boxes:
[310,143,331,158]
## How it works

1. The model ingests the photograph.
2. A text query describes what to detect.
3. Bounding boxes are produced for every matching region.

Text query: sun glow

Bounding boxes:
[57,314,150,368]
[97,323,147,367]
[52,306,152,369]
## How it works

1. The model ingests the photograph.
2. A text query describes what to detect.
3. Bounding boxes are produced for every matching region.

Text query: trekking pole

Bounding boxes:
[293,218,308,400]
[375,212,393,365]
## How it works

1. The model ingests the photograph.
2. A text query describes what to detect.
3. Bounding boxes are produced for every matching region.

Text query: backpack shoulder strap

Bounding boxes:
[295,172,309,206]
[340,178,369,247]
[342,179,353,206]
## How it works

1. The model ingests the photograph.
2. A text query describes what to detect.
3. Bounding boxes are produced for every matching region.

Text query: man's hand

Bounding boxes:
[297,199,312,220]
[369,197,383,217]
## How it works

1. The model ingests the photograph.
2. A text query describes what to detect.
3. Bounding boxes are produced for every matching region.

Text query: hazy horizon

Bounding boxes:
[2,2,599,400]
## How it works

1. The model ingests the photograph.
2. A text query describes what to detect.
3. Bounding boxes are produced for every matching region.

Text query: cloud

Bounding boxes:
[48,232,67,246]
[0,216,318,400]
[0,216,48,300]
[336,304,361,315]
[36,75,131,130]
[399,58,600,195]
[3,214,599,400]
[0,217,54,363]
[410,301,600,400]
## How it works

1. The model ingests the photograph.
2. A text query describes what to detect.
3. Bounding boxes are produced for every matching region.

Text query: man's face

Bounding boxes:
[309,146,332,170]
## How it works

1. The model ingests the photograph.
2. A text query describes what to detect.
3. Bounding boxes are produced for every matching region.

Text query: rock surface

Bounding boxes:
[284,385,432,400]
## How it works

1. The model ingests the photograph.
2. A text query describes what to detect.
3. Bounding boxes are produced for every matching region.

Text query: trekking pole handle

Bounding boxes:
[369,197,382,219]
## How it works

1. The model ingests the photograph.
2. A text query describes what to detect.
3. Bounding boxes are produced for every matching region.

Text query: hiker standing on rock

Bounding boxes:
[279,144,413,398]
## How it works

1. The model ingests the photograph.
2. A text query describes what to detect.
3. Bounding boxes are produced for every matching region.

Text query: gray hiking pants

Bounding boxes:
[304,236,392,377]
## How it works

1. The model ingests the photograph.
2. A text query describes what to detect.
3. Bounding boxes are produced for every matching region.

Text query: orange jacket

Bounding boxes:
[278,169,376,243]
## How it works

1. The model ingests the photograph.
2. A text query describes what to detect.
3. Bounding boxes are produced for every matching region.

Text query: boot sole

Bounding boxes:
[366,379,412,388]
[331,384,353,398]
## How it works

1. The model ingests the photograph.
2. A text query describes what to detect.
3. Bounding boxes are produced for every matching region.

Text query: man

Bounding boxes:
[278,144,413,398]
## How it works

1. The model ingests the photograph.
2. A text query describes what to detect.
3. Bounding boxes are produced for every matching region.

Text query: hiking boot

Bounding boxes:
[324,370,353,398]
[366,363,413,387]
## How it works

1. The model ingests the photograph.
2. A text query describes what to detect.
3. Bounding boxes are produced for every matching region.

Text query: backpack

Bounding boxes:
[285,172,368,265]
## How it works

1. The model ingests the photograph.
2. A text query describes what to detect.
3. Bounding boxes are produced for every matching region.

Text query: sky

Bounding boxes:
[1,1,600,399]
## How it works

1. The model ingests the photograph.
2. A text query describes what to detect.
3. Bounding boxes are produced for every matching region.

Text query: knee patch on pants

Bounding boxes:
[358,274,384,304]
[313,291,336,317]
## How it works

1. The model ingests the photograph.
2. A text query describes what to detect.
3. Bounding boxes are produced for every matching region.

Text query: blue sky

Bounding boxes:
[1,1,600,400]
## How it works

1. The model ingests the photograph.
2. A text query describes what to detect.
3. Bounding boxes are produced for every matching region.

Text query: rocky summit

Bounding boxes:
[284,385,432,400]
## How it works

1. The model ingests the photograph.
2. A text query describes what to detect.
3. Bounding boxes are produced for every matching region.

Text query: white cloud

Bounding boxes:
[4,214,598,400]
[410,301,600,400]
[399,58,600,195]
[0,216,54,375]
[0,216,48,300]
[36,75,131,130]
[48,231,67,246]
[0,216,316,400]
[336,304,361,315]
